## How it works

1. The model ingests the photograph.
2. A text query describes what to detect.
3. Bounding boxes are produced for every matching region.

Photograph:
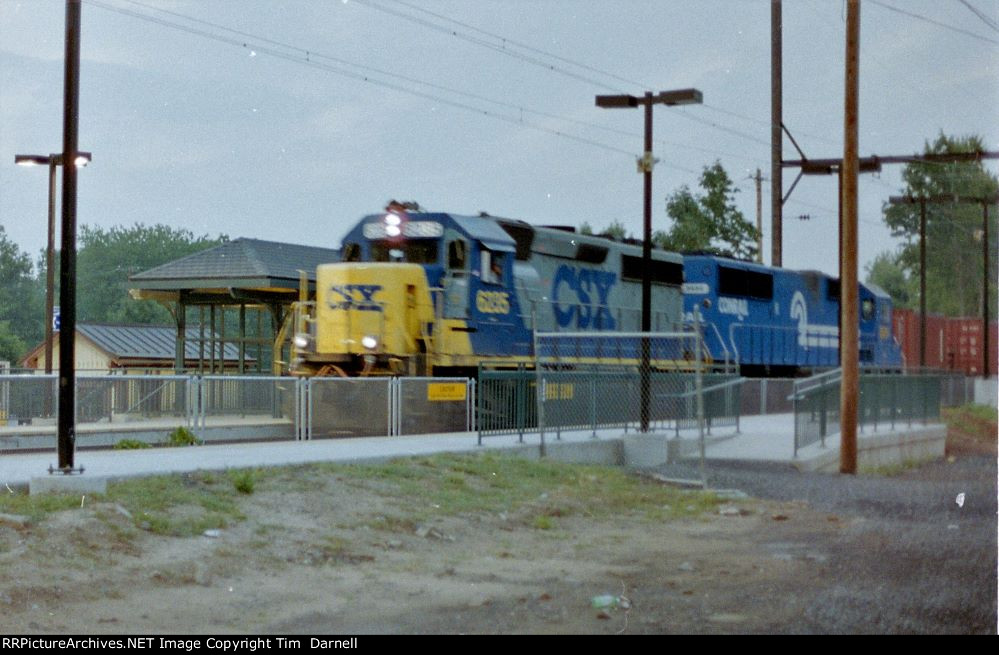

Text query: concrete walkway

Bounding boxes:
[0,413,947,492]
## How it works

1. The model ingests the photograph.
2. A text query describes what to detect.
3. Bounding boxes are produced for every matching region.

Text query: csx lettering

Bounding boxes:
[476,290,510,314]
[327,284,383,311]
[551,265,616,329]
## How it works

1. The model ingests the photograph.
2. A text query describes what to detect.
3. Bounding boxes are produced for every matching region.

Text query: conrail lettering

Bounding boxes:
[327,284,383,311]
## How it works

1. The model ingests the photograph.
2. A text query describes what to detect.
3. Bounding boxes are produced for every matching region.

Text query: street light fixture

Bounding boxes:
[596,88,702,432]
[14,151,92,376]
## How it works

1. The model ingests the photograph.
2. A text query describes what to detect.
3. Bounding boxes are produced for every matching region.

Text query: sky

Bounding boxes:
[1,0,997,279]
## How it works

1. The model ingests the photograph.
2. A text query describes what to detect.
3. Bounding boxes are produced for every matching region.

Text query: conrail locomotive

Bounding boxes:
[290,205,902,377]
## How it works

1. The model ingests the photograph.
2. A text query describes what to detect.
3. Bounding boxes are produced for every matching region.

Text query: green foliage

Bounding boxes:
[581,220,630,240]
[72,224,227,325]
[0,226,44,362]
[883,133,998,317]
[166,427,202,447]
[865,250,916,309]
[656,161,760,259]
[229,469,257,495]
[113,439,152,450]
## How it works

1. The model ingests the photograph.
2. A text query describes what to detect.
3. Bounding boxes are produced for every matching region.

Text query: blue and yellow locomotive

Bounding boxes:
[681,254,903,376]
[292,205,685,376]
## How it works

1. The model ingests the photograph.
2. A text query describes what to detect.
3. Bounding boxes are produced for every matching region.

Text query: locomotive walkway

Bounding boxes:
[0,412,946,492]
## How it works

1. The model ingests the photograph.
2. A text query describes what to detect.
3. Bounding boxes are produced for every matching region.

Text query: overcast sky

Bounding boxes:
[1,0,996,278]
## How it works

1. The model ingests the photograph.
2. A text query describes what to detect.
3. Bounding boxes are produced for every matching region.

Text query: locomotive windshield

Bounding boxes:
[371,240,439,264]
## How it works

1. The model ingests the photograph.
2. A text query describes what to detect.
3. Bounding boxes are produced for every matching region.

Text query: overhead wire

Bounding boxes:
[84,0,649,162]
[382,0,651,90]
[956,0,999,33]
[88,0,753,173]
[868,0,999,45]
[356,0,803,154]
[350,0,629,93]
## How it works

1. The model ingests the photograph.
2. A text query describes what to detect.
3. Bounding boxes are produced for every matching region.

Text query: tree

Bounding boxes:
[883,133,998,318]
[865,250,915,309]
[44,224,228,326]
[580,220,630,240]
[0,225,44,362]
[655,161,760,259]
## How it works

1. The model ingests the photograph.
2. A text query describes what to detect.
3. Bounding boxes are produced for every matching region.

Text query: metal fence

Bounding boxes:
[0,374,57,426]
[791,370,942,456]
[0,373,475,449]
[477,329,741,443]
[76,374,194,427]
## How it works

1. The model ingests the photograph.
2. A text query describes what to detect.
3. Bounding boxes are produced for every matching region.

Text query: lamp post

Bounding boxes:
[596,88,702,432]
[14,152,92,376]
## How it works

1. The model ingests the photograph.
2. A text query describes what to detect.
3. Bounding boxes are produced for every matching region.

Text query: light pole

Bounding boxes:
[14,152,92,376]
[596,88,702,432]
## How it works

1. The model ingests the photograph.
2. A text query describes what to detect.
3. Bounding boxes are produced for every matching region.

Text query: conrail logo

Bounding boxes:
[327,284,383,311]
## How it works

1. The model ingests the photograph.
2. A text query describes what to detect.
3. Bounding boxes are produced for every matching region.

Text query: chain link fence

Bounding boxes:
[476,329,741,444]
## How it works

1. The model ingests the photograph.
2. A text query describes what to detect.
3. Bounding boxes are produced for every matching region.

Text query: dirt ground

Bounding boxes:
[0,417,995,635]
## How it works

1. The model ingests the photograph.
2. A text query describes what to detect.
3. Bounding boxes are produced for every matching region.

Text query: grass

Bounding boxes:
[324,452,722,528]
[860,458,927,477]
[942,404,997,434]
[0,492,83,523]
[113,439,151,450]
[0,453,722,537]
[102,472,246,536]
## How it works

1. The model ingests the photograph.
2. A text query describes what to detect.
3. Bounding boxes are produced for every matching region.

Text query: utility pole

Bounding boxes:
[983,202,991,378]
[57,0,83,475]
[754,168,765,263]
[771,0,783,267]
[890,194,999,377]
[840,0,860,475]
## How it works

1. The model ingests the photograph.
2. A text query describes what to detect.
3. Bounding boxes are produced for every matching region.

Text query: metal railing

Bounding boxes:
[791,370,943,456]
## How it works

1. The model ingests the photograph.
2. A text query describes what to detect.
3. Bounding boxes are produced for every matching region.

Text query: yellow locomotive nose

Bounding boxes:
[313,263,433,371]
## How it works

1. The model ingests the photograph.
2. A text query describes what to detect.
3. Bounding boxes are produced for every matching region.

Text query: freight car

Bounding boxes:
[681,254,903,376]
[892,308,998,375]
[291,206,685,376]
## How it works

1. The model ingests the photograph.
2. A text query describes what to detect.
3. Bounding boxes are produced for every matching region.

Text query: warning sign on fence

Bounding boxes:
[427,382,466,402]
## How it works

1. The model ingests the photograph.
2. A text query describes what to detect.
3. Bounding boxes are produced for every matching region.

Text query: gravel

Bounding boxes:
[656,455,998,634]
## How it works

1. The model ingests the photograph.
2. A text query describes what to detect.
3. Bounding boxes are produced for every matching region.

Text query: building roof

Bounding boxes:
[129,237,340,291]
[76,323,250,362]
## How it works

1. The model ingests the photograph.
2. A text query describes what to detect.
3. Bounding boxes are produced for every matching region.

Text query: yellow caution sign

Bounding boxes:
[427,382,467,402]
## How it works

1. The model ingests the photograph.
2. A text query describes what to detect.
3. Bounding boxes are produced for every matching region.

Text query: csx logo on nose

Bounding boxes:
[327,284,383,312]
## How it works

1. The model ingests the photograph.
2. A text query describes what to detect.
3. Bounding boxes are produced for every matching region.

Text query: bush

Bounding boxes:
[113,439,151,450]
[166,427,202,447]
[229,470,256,495]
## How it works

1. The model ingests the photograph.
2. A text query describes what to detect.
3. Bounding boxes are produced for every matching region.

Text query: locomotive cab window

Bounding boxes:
[371,240,439,264]
[481,249,505,285]
[343,242,361,262]
[862,298,875,321]
[447,239,468,271]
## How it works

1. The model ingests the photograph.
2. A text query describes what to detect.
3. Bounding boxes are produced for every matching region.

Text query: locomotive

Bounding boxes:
[291,206,903,377]
[291,205,684,376]
[682,255,903,376]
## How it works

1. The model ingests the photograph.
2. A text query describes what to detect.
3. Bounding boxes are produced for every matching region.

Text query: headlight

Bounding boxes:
[293,334,310,349]
[361,335,378,350]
